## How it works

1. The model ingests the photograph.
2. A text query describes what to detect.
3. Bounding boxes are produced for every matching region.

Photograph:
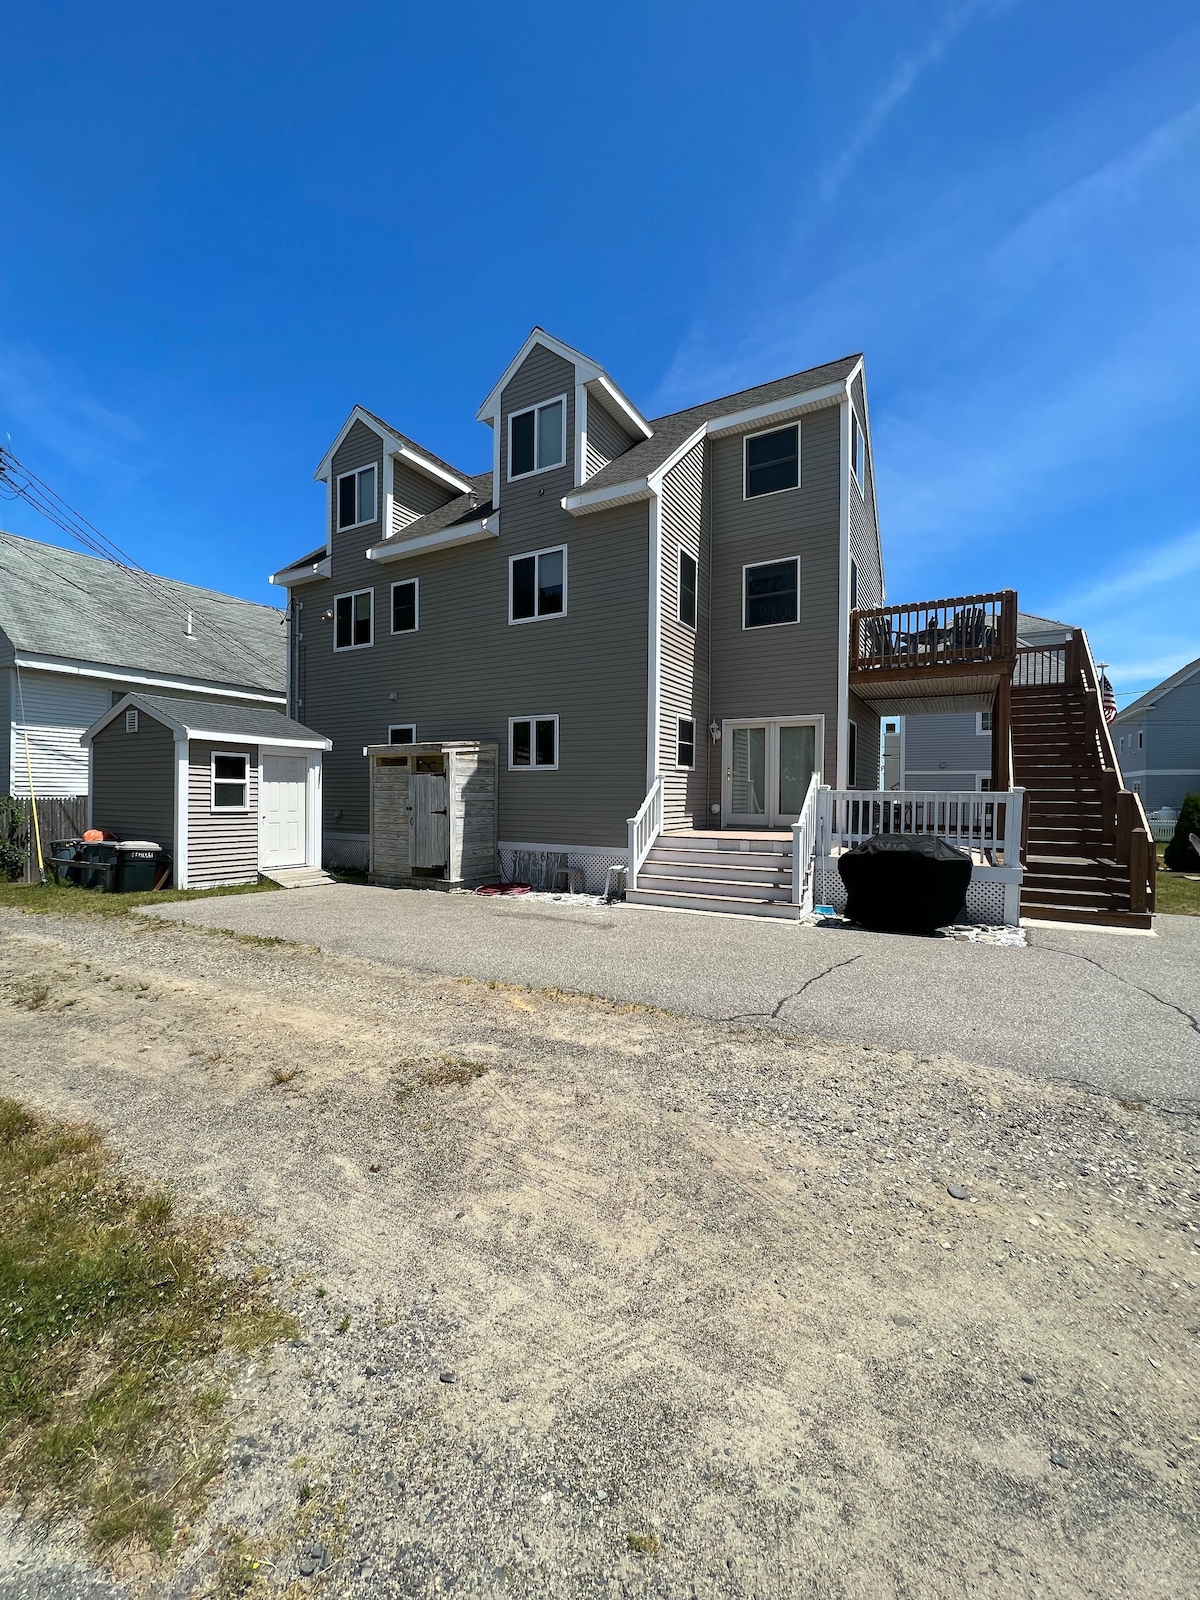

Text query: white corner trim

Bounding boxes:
[836,396,851,791]
[647,487,662,790]
[574,382,588,488]
[365,513,500,564]
[173,737,190,888]
[646,424,708,491]
[306,752,323,869]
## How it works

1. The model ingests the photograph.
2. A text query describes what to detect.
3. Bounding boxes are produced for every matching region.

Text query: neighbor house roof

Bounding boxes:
[1113,655,1200,723]
[1016,610,1074,640]
[0,531,285,695]
[81,692,330,749]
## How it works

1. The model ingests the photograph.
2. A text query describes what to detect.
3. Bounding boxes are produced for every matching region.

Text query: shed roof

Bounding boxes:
[82,692,330,749]
[0,530,285,694]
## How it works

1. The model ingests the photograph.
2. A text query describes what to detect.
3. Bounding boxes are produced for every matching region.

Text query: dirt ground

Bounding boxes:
[0,906,1197,1600]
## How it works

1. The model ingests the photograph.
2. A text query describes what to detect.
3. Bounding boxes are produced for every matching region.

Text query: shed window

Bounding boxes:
[509,397,566,478]
[677,718,695,770]
[679,549,698,629]
[391,579,418,633]
[337,464,377,530]
[388,724,417,745]
[744,425,799,499]
[509,715,558,770]
[510,546,566,622]
[743,558,799,628]
[335,589,373,650]
[212,752,249,811]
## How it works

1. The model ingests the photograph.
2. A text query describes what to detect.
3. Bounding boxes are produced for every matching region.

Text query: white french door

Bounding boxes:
[723,719,820,828]
[260,756,307,867]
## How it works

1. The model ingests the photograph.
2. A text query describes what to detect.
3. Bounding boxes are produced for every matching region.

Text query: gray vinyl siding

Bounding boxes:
[585,393,636,481]
[904,712,991,783]
[0,665,10,795]
[658,441,708,827]
[1115,671,1200,810]
[91,711,175,848]
[707,402,843,804]
[393,460,454,535]
[849,371,884,607]
[296,343,647,847]
[848,693,880,790]
[331,420,385,547]
[188,740,259,886]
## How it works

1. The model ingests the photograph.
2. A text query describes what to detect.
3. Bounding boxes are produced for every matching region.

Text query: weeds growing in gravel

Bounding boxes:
[395,1056,490,1100]
[627,1530,661,1555]
[0,1097,296,1562]
[269,1065,298,1086]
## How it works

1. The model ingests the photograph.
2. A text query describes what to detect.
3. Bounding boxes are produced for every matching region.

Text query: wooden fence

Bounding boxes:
[7,795,88,883]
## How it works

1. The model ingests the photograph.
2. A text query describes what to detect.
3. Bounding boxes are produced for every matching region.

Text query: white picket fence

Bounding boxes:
[816,788,1024,868]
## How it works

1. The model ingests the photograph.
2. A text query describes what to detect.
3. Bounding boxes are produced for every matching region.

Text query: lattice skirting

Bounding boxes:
[322,832,370,873]
[813,862,1018,926]
[498,842,628,895]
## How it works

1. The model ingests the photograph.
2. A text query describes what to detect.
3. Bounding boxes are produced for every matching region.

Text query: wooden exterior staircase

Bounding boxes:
[1013,633,1155,928]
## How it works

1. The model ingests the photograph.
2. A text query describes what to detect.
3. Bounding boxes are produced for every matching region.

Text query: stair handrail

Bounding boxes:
[790,770,822,909]
[626,774,663,892]
[1074,628,1156,914]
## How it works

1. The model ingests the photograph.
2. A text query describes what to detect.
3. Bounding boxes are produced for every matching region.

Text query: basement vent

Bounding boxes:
[125,709,139,733]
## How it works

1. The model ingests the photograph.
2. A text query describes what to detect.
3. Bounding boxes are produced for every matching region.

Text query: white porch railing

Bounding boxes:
[790,771,822,908]
[819,788,1025,867]
[626,774,663,891]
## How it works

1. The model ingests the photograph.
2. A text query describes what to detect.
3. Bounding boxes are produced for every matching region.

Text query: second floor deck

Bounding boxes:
[849,589,1018,715]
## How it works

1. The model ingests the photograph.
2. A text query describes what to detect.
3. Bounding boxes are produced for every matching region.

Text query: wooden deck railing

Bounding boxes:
[850,589,1018,674]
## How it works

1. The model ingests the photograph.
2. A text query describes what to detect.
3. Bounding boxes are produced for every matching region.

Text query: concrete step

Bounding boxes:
[640,858,792,886]
[636,873,792,901]
[261,867,336,889]
[627,886,800,919]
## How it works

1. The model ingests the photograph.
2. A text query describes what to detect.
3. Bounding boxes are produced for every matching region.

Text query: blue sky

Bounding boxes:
[2,1,1198,702]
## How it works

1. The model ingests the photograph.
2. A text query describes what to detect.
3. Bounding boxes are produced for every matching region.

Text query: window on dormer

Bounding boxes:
[509,397,565,478]
[337,465,377,530]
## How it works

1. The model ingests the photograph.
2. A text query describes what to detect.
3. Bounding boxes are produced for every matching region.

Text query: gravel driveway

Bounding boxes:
[143,886,1200,1106]
[0,907,1197,1600]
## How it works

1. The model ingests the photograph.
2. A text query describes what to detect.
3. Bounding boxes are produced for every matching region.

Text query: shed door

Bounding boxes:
[261,756,307,867]
[410,772,449,869]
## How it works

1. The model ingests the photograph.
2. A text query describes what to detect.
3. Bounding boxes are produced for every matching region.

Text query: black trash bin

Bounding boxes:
[838,834,972,932]
[79,840,119,891]
[115,841,168,893]
[48,838,83,886]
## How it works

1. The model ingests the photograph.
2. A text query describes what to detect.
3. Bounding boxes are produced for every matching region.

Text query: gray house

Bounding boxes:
[1113,655,1200,811]
[1,530,286,801]
[900,612,1073,789]
[270,329,885,897]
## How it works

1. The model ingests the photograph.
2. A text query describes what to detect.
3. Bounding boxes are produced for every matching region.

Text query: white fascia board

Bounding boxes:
[81,693,329,750]
[365,513,500,564]
[14,651,285,705]
[583,373,653,441]
[561,479,652,517]
[844,356,885,601]
[476,329,603,421]
[704,378,850,439]
[186,729,331,750]
[646,424,708,490]
[388,440,473,495]
[269,556,331,587]
[312,406,472,494]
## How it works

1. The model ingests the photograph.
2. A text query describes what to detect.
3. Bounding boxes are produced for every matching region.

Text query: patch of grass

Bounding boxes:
[8,977,51,1010]
[626,1530,661,1555]
[0,1097,296,1563]
[269,1065,298,1087]
[0,881,277,921]
[395,1056,490,1101]
[1155,868,1200,916]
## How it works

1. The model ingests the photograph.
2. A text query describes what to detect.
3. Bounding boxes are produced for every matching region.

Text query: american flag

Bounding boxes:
[1099,668,1117,724]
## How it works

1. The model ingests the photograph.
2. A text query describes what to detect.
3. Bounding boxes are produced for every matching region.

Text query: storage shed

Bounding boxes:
[365,741,497,890]
[82,694,331,888]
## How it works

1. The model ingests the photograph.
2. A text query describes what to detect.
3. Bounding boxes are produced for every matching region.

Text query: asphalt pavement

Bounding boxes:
[144,887,1200,1106]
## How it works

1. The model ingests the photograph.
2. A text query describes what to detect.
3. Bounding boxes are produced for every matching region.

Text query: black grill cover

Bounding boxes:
[837,834,972,932]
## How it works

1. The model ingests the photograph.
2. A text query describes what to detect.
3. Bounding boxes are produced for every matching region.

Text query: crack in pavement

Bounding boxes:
[717,954,865,1026]
[1033,937,1200,1039]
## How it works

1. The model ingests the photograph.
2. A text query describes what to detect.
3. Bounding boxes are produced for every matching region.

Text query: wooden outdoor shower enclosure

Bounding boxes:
[365,741,498,890]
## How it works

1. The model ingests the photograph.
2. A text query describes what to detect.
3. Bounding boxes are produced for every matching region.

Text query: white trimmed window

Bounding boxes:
[211,751,249,811]
[388,724,417,745]
[509,715,558,770]
[510,546,566,623]
[508,396,566,479]
[334,589,373,650]
[677,717,695,770]
[744,424,799,499]
[743,557,799,629]
[678,549,698,629]
[336,464,377,531]
[391,578,418,634]
[978,710,993,733]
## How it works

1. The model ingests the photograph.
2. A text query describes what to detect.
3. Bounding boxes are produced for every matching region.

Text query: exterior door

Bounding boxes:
[724,720,818,827]
[410,772,449,868]
[261,756,307,867]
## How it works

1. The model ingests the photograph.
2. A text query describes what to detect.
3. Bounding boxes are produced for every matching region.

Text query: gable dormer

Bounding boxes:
[475,329,652,508]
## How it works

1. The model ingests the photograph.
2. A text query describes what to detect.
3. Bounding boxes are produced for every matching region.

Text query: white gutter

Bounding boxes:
[12,652,285,705]
[269,555,331,587]
[365,513,499,564]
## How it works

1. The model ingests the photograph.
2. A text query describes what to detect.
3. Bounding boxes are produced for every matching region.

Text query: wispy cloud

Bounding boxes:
[1054,527,1200,615]
[0,341,144,476]
[820,0,1011,200]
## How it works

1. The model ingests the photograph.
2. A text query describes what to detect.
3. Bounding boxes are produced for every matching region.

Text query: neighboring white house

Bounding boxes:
[0,530,286,801]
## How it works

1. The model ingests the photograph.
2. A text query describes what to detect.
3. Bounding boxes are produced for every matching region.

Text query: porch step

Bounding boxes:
[260,867,336,889]
[638,859,791,888]
[627,886,800,919]
[632,832,799,918]
[636,873,792,900]
[1022,902,1153,930]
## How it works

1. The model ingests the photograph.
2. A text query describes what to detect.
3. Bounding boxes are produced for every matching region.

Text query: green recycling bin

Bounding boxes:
[115,841,167,893]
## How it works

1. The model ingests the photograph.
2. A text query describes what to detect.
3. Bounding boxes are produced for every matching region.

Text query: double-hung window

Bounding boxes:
[510,546,566,623]
[978,710,993,733]
[508,396,566,478]
[334,589,373,650]
[391,578,418,633]
[743,558,799,629]
[337,464,377,530]
[851,412,865,492]
[678,550,698,629]
[211,751,249,811]
[509,715,558,770]
[744,424,799,499]
[677,718,696,770]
